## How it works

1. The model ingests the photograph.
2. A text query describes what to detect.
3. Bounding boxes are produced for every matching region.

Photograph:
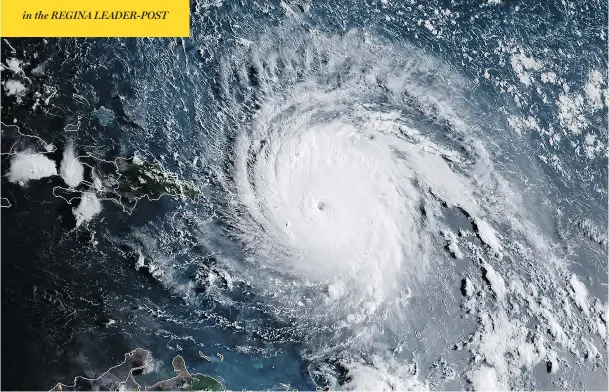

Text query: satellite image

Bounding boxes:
[1,0,607,390]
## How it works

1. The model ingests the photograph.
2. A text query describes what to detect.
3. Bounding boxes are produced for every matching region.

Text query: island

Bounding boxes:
[100,154,201,213]
[51,348,224,391]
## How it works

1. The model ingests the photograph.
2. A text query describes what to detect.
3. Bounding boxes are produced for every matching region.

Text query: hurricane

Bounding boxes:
[215,28,486,318]
[132,24,604,389]
[4,2,606,390]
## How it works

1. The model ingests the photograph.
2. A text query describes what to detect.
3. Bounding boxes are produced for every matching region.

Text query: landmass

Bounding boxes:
[51,348,224,391]
[100,154,201,212]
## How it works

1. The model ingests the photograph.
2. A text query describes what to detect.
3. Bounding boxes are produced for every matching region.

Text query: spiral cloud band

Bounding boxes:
[127,24,605,390]
[219,28,484,317]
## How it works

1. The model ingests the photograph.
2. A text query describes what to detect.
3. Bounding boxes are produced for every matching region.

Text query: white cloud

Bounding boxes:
[60,142,85,188]
[6,153,57,184]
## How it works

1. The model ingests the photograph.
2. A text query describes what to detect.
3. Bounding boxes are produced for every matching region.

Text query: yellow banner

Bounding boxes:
[1,0,190,37]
